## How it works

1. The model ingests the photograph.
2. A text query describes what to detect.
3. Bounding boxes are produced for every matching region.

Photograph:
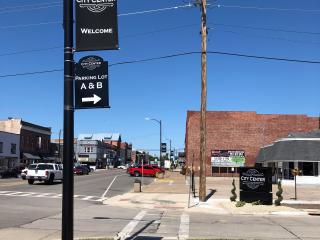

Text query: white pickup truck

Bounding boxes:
[26,163,63,185]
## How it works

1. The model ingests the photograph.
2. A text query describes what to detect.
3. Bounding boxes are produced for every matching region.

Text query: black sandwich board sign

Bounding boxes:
[75,55,109,109]
[75,0,119,51]
[239,167,272,205]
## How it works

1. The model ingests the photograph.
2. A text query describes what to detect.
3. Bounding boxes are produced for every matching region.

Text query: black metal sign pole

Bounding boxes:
[62,0,74,239]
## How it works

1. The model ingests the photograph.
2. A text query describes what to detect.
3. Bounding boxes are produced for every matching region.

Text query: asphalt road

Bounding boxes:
[0,169,153,229]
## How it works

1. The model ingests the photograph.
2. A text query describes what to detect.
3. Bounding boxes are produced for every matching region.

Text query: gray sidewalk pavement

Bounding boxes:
[103,171,320,215]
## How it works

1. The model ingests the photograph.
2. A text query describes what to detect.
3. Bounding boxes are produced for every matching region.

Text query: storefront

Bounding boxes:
[256,130,320,182]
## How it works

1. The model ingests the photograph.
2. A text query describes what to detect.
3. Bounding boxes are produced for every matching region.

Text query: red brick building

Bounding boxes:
[185,111,319,176]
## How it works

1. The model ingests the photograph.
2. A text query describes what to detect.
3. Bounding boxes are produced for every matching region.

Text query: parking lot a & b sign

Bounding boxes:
[75,55,109,109]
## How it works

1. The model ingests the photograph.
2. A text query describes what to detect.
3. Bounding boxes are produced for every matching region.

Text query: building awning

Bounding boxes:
[256,139,320,163]
[23,153,41,160]
[43,156,56,161]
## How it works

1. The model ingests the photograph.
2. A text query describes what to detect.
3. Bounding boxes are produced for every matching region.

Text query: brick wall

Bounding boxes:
[185,111,319,176]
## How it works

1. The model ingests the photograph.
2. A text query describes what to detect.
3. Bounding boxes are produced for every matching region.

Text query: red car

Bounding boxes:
[73,166,90,175]
[128,165,164,177]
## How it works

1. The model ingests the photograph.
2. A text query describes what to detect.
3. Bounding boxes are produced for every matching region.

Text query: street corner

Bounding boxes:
[184,197,310,216]
[218,200,308,216]
[103,192,189,211]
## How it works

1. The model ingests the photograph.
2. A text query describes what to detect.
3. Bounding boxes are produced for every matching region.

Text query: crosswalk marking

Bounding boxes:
[0,191,104,202]
[178,213,189,240]
[116,210,147,240]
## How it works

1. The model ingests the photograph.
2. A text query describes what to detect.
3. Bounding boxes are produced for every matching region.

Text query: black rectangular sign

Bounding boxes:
[240,167,272,193]
[161,143,167,153]
[75,0,119,51]
[75,56,109,109]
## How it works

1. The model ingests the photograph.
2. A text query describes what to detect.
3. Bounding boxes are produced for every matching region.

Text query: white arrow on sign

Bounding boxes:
[82,94,102,104]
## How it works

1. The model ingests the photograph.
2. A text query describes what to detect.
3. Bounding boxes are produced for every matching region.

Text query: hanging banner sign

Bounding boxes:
[75,55,109,109]
[75,0,119,51]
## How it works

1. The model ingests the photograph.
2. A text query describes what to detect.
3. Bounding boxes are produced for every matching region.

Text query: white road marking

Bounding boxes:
[169,180,174,186]
[102,173,127,199]
[81,196,95,200]
[116,210,147,240]
[0,191,103,202]
[178,213,189,240]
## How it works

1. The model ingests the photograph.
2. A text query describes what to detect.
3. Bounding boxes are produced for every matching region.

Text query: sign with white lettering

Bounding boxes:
[240,167,272,192]
[75,0,119,51]
[211,150,245,167]
[75,55,109,109]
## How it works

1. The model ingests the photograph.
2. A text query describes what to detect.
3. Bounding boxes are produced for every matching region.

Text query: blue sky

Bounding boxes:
[0,0,320,154]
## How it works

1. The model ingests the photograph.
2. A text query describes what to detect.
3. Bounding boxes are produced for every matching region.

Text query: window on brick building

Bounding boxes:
[11,143,16,154]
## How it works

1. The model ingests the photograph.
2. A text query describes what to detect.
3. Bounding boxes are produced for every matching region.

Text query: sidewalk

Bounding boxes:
[103,171,320,216]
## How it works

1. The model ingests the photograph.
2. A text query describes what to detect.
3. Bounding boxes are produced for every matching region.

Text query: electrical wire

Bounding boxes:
[1,51,320,78]
[0,21,61,30]
[0,3,192,15]
[213,29,320,45]
[0,4,61,14]
[213,4,320,13]
[0,46,61,57]
[210,23,320,36]
[1,1,61,11]
[118,4,192,16]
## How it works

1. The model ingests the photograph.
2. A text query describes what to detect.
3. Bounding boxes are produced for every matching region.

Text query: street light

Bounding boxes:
[145,117,163,167]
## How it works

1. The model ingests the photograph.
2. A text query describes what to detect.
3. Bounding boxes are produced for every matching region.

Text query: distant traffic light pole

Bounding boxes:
[145,118,163,167]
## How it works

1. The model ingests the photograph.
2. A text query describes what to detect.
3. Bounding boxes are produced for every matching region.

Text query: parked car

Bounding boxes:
[26,163,63,185]
[73,165,90,175]
[0,166,21,179]
[81,164,91,173]
[21,164,37,180]
[117,165,127,169]
[128,164,164,177]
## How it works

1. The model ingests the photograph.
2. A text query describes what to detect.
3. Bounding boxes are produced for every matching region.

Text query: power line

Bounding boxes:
[0,21,61,30]
[213,4,320,13]
[1,1,61,11]
[0,3,61,14]
[0,3,192,15]
[0,46,61,57]
[213,29,320,45]
[1,51,320,78]
[207,51,320,64]
[210,22,320,36]
[118,3,192,16]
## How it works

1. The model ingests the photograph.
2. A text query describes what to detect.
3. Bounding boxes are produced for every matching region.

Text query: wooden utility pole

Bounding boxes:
[199,0,207,202]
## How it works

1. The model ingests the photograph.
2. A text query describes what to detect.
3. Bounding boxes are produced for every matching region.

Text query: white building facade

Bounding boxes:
[0,131,20,170]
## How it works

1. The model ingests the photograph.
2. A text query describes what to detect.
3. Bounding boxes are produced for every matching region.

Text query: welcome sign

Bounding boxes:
[75,0,119,51]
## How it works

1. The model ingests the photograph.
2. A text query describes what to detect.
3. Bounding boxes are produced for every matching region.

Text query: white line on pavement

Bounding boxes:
[178,213,189,240]
[102,173,127,199]
[115,210,147,240]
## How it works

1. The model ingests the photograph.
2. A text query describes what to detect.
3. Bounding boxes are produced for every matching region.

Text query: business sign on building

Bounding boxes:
[239,167,272,205]
[75,0,119,51]
[211,150,245,167]
[75,55,109,109]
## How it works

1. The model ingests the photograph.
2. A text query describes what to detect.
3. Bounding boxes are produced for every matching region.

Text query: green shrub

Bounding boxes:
[235,201,246,207]
[251,200,262,205]
[230,179,237,202]
[274,179,283,206]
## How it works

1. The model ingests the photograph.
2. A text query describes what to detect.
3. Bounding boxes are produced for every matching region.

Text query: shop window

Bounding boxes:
[0,142,3,153]
[11,144,16,154]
